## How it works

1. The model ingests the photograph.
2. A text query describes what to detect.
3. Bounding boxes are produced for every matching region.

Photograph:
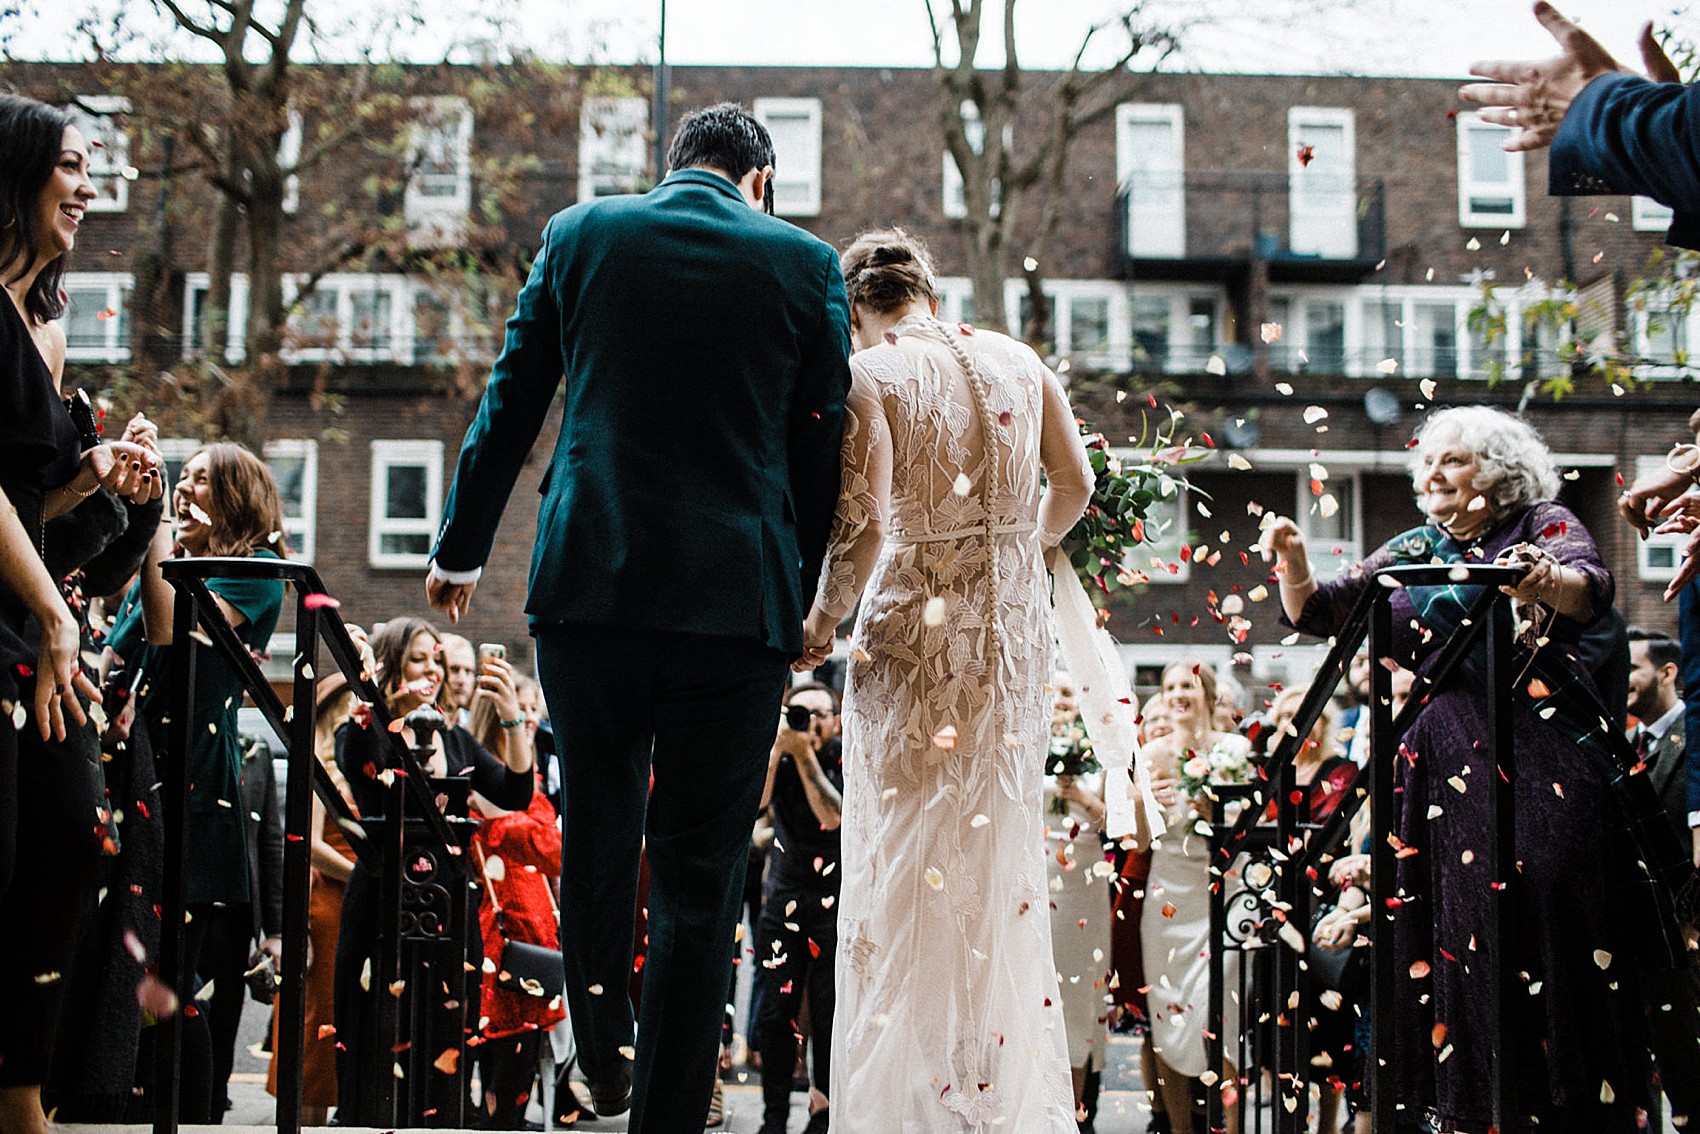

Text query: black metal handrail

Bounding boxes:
[152,556,465,1134]
[1202,562,1526,1134]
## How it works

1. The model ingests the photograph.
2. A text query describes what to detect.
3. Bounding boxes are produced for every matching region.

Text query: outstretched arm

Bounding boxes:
[1459,1,1634,152]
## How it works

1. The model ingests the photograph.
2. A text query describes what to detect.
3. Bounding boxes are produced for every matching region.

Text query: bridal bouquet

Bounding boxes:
[1045,716,1100,815]
[1176,742,1252,799]
[1064,412,1210,597]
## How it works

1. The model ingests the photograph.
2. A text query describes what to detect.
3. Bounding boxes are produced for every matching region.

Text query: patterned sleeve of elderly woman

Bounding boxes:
[1523,499,1614,627]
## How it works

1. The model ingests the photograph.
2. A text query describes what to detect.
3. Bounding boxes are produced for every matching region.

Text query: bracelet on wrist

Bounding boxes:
[499,716,526,730]
[1279,567,1314,590]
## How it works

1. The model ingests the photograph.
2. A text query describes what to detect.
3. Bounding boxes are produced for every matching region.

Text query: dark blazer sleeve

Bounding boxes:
[789,248,854,604]
[1550,72,1700,248]
[433,216,567,572]
[1681,582,1700,824]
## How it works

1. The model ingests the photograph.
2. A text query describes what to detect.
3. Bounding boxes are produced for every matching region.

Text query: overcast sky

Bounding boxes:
[0,0,1686,78]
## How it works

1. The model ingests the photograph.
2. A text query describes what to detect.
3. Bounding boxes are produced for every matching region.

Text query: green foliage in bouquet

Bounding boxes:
[1063,410,1211,597]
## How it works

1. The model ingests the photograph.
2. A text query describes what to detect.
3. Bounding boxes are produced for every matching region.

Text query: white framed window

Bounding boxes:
[265,439,318,563]
[1112,466,1189,584]
[943,101,1007,220]
[1288,107,1356,258]
[60,272,132,363]
[369,440,443,569]
[67,95,131,213]
[1116,103,1185,259]
[182,272,251,363]
[1126,288,1220,373]
[753,97,822,217]
[578,96,648,202]
[1637,456,1684,581]
[279,109,303,215]
[410,278,499,366]
[1456,112,1526,228]
[405,97,473,236]
[1634,196,1677,233]
[1630,291,1694,377]
[1295,468,1361,569]
[1117,642,1237,704]
[283,273,412,363]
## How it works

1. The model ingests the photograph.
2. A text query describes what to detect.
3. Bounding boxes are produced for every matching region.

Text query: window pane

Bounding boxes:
[350,287,393,349]
[1305,300,1345,373]
[300,289,338,345]
[64,288,109,352]
[1309,475,1355,543]
[380,531,430,557]
[1364,301,1402,369]
[1185,298,1215,367]
[1412,303,1458,378]
[1130,297,1170,371]
[764,110,815,203]
[385,464,428,520]
[1069,296,1110,354]
[1469,126,1511,184]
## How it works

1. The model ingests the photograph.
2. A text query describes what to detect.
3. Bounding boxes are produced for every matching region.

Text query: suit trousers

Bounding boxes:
[534,621,790,1134]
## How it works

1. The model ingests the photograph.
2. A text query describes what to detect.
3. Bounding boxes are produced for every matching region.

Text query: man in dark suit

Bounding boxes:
[425,103,852,1131]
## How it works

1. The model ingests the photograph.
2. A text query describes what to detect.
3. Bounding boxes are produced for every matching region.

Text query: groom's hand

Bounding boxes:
[425,563,477,624]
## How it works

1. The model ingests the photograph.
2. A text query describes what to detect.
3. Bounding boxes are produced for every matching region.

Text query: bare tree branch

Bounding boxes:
[152,0,221,44]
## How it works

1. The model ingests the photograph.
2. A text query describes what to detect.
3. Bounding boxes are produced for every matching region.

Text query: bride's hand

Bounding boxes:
[792,608,837,673]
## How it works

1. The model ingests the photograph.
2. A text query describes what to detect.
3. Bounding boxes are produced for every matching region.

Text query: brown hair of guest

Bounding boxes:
[841,228,940,314]
[196,442,287,558]
[367,616,451,714]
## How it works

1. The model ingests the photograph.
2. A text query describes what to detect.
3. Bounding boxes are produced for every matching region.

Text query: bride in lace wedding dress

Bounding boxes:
[793,230,1095,1133]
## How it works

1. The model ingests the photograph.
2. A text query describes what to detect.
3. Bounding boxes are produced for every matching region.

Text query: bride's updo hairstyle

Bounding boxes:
[842,228,940,314]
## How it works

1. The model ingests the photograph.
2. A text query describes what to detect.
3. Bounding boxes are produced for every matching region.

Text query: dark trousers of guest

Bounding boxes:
[0,702,105,1088]
[480,1030,542,1129]
[333,862,483,1127]
[534,622,790,1134]
[752,894,836,1126]
[194,902,258,1120]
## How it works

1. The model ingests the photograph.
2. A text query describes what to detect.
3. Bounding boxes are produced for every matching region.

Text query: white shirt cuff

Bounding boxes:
[1688,809,1700,829]
[430,561,483,585]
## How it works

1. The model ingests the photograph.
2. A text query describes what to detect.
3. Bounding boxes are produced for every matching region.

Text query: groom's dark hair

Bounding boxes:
[666,102,775,181]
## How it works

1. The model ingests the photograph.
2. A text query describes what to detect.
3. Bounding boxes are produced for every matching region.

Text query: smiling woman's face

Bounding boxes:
[1414,428,1489,530]
[36,124,95,260]
[389,631,444,713]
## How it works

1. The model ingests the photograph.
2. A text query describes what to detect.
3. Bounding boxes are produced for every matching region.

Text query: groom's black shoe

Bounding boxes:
[585,1062,633,1118]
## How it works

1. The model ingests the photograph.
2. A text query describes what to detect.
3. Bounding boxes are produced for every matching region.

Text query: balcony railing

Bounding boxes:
[1116,172,1387,280]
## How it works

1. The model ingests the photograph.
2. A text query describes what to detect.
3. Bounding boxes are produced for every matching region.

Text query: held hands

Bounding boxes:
[1459,2,1677,154]
[792,607,836,673]
[425,562,476,625]
[1313,907,1360,953]
[1328,853,1372,890]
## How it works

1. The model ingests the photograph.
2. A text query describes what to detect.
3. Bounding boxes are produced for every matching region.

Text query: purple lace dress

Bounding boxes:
[1292,501,1649,1134]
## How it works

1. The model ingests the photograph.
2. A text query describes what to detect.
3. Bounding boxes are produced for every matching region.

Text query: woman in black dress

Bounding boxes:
[0,94,162,1134]
[333,616,535,1125]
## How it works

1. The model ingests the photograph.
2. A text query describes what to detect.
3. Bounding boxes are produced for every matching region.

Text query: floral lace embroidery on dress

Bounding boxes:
[820,315,1092,1132]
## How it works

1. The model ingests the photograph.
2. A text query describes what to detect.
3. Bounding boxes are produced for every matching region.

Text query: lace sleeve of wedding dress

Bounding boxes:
[812,360,893,622]
[1034,363,1093,548]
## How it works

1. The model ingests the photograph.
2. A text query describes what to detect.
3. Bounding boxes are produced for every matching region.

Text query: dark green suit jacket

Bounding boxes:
[433,169,852,655]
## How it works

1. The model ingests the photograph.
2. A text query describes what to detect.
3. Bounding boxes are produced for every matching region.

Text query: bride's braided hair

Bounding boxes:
[842,228,1004,680]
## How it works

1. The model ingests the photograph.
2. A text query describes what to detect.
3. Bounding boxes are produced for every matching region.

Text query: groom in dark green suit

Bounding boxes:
[425,103,852,1131]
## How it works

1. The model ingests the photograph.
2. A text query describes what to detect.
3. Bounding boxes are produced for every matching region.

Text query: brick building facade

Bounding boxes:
[15,60,1695,700]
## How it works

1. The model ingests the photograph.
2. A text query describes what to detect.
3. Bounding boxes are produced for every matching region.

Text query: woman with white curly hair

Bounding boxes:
[1255,405,1663,1133]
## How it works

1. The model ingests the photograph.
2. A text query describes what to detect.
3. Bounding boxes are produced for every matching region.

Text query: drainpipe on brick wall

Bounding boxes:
[1560,196,1577,282]
[652,0,669,185]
